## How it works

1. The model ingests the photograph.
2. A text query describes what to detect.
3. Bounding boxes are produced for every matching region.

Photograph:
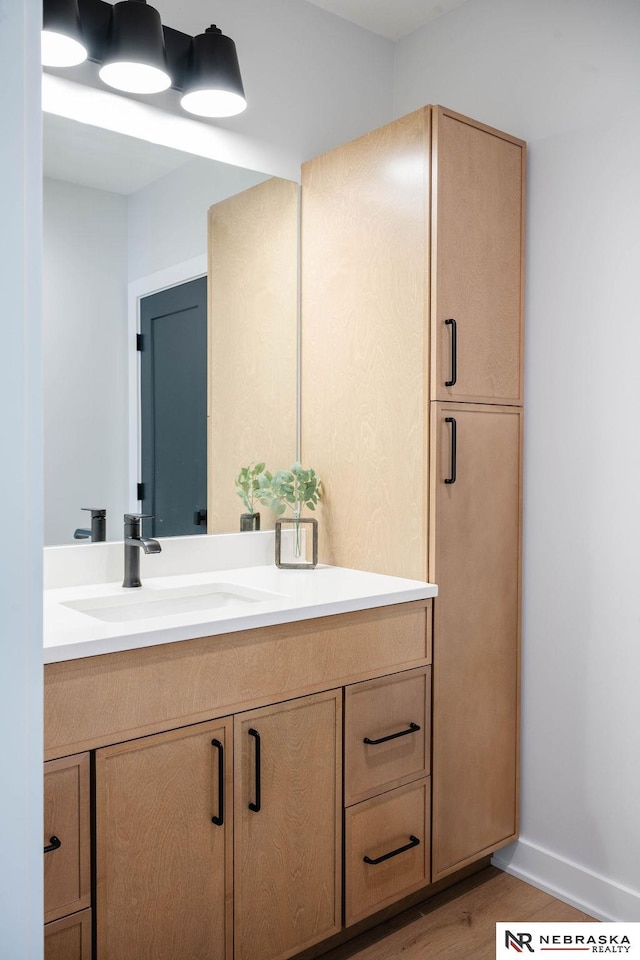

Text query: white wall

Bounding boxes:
[394,0,640,921]
[127,157,267,281]
[151,0,395,163]
[43,179,129,545]
[0,0,43,955]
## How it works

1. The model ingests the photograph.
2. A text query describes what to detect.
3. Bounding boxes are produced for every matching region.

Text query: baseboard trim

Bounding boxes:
[492,838,640,922]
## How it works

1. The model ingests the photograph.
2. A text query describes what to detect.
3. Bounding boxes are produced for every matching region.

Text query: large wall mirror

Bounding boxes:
[43,111,298,545]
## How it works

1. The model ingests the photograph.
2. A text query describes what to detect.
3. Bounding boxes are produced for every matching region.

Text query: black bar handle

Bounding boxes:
[211,739,224,826]
[445,318,457,386]
[248,728,261,813]
[363,722,420,746]
[44,836,61,854]
[444,416,457,484]
[363,834,421,866]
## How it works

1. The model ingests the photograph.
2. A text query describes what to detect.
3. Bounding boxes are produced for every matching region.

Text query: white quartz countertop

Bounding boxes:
[44,563,437,664]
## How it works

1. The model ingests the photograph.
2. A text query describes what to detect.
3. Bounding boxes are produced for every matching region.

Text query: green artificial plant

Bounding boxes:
[257,462,321,517]
[234,462,269,515]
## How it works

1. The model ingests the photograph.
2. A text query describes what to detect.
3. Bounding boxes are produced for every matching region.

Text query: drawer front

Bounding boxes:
[344,667,431,806]
[45,909,93,960]
[345,778,431,927]
[44,754,91,923]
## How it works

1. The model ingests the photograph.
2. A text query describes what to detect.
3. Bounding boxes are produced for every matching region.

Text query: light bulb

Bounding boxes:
[99,62,171,95]
[180,89,247,118]
[41,30,88,68]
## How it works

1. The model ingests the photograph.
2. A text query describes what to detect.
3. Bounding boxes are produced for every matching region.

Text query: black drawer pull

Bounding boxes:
[248,728,261,813]
[211,739,224,826]
[44,836,61,854]
[444,416,457,484]
[363,722,420,746]
[363,834,421,865]
[445,318,457,386]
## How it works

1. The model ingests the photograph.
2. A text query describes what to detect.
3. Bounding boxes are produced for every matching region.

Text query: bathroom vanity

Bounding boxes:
[43,539,440,960]
[43,101,523,960]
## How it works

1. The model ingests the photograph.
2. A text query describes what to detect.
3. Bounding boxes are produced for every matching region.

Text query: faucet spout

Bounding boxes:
[135,537,162,555]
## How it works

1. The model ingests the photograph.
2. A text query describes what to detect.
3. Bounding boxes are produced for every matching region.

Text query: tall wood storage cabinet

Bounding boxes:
[301,106,525,881]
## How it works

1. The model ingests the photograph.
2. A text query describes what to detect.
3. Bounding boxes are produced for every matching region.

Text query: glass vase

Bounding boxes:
[240,512,260,532]
[275,517,318,569]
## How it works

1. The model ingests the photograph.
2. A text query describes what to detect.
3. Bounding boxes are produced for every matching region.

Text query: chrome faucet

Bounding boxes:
[74,507,107,542]
[123,513,161,588]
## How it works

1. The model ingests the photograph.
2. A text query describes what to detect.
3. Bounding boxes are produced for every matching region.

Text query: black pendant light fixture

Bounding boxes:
[99,0,171,94]
[42,0,88,67]
[180,25,246,118]
[41,0,247,118]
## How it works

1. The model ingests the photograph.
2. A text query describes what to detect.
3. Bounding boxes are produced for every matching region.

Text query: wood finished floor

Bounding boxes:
[318,867,596,960]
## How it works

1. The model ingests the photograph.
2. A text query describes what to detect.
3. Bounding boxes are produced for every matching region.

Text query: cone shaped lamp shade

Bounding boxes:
[99,0,171,94]
[42,0,88,67]
[180,26,247,118]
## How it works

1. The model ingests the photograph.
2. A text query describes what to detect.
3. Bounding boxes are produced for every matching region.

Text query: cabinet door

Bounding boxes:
[432,107,525,405]
[96,718,232,960]
[430,402,522,879]
[234,691,342,960]
[44,753,91,923]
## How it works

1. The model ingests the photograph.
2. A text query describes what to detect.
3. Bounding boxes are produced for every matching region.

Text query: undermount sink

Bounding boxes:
[62,582,281,623]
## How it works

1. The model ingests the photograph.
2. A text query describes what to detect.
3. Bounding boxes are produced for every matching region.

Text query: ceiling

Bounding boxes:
[304,0,471,41]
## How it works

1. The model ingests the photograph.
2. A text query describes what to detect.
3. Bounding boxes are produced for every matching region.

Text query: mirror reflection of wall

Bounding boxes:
[43,113,298,545]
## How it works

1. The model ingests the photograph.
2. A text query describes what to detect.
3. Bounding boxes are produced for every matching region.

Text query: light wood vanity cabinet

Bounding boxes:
[302,106,524,881]
[44,602,431,960]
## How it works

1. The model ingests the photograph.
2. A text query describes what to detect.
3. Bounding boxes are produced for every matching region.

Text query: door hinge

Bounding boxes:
[136,333,144,351]
[137,482,145,501]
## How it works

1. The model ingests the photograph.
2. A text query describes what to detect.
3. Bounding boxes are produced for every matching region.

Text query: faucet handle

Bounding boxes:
[81,507,107,543]
[124,513,153,537]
